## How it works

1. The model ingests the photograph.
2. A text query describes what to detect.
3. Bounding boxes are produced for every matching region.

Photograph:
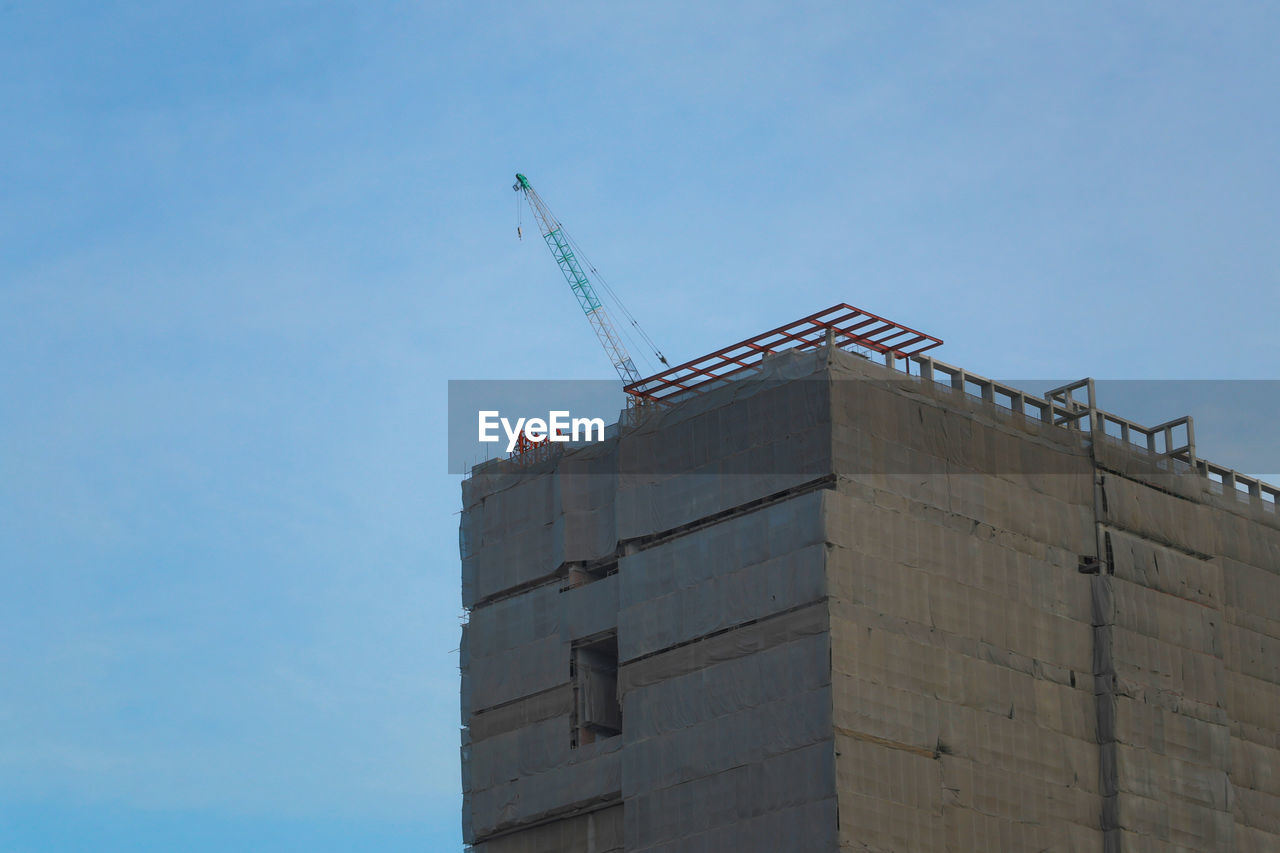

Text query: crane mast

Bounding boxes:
[513,173,644,386]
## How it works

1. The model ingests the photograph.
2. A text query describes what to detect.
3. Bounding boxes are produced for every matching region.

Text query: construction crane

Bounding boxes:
[513,173,668,386]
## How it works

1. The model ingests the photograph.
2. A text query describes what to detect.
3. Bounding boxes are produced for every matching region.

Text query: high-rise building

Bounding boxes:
[459,309,1280,852]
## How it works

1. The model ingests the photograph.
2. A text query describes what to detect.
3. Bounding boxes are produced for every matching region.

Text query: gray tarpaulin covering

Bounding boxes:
[460,346,1280,851]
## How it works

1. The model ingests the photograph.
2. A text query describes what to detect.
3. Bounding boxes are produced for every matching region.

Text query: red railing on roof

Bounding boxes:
[624,303,942,403]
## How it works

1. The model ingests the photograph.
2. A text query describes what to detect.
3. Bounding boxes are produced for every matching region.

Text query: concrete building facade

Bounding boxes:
[459,345,1280,852]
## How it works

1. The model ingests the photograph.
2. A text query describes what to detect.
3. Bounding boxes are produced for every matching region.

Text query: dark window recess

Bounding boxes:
[570,633,621,747]
[565,562,618,590]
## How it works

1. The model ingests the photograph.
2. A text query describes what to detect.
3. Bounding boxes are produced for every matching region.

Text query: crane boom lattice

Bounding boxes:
[513,173,645,386]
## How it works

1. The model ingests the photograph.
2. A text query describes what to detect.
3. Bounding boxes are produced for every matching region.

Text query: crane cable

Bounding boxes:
[560,228,670,369]
[562,230,663,374]
[515,180,670,374]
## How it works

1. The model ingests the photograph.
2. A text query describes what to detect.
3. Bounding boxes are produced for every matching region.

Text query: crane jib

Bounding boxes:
[514,172,662,387]
[545,228,603,314]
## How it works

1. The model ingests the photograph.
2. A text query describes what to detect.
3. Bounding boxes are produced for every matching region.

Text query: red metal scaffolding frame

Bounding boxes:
[623,303,942,403]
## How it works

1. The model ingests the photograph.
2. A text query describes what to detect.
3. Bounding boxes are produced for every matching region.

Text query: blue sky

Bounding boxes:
[2,2,1277,850]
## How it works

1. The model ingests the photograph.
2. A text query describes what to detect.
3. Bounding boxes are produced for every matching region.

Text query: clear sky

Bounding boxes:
[2,2,1277,850]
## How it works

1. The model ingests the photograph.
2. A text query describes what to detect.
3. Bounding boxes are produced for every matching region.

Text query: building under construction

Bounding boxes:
[458,305,1280,852]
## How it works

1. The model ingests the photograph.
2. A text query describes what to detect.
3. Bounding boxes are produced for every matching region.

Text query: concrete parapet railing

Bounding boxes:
[897,354,1278,514]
